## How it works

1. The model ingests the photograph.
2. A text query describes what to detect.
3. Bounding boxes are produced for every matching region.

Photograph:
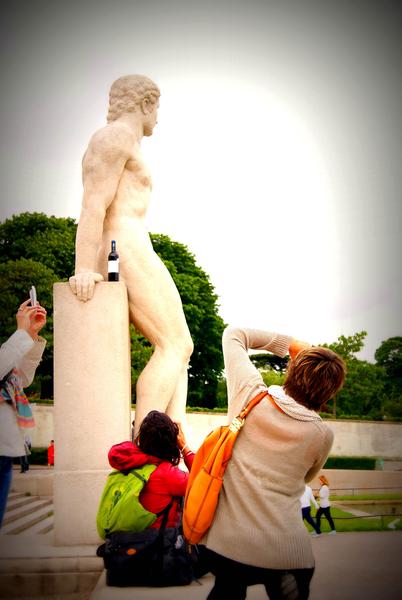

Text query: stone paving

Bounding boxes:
[2,469,402,599]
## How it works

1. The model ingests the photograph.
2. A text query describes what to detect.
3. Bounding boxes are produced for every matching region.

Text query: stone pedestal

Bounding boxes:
[53,282,131,545]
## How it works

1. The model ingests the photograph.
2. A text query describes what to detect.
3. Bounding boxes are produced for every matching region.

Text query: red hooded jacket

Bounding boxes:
[108,441,194,529]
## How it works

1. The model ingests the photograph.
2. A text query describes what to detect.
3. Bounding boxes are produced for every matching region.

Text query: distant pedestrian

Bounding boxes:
[316,475,336,534]
[19,434,32,473]
[300,484,321,535]
[47,440,54,466]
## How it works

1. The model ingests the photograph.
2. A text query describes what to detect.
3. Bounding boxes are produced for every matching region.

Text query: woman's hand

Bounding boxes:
[16,300,47,340]
[289,338,311,360]
[175,422,187,452]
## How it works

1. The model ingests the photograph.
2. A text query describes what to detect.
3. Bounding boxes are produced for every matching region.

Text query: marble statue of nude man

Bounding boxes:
[69,74,193,434]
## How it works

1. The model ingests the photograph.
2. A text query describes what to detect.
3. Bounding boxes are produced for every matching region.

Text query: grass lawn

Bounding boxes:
[333,493,402,501]
[305,503,402,533]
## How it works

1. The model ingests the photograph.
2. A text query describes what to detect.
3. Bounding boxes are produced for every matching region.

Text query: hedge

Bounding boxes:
[27,447,48,465]
[323,456,377,470]
[19,448,381,471]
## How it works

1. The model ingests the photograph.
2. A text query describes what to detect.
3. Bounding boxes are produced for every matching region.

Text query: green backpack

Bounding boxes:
[96,464,159,539]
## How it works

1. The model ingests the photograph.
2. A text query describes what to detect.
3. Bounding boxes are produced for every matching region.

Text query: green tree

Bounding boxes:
[215,376,228,409]
[130,327,153,394]
[261,370,286,388]
[321,331,392,420]
[149,234,225,407]
[0,258,57,397]
[326,331,367,360]
[375,337,402,418]
[333,358,386,420]
[250,354,288,373]
[323,331,367,417]
[0,214,225,407]
[375,337,402,391]
[0,212,77,277]
[0,213,75,398]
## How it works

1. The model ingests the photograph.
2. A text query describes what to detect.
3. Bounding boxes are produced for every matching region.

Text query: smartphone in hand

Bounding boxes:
[29,286,37,306]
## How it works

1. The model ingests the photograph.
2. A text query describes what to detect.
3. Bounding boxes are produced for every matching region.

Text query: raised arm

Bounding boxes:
[0,331,33,379]
[16,303,47,387]
[69,124,132,301]
[223,326,292,419]
[0,301,46,381]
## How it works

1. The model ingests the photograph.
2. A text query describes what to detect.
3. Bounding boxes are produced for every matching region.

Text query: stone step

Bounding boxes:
[90,570,271,599]
[5,495,43,513]
[26,514,54,535]
[1,494,54,535]
[0,534,102,598]
[3,498,53,527]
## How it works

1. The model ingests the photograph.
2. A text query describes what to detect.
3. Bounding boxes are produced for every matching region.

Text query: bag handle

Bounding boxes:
[229,390,268,433]
[230,389,285,434]
[239,390,269,419]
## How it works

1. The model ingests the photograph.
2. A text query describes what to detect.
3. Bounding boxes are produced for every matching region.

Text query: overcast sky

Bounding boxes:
[1,0,401,361]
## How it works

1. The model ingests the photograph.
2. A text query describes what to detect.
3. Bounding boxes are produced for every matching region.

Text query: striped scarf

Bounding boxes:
[0,369,35,428]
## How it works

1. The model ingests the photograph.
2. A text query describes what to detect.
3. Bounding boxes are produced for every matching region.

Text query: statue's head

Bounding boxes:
[107,75,160,128]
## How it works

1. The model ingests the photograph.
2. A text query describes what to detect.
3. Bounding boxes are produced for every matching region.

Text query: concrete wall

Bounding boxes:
[29,406,402,459]
[11,468,402,497]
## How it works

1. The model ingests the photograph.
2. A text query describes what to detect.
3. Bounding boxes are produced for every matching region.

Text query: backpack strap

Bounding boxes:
[157,499,174,529]
[129,469,149,483]
[129,465,175,521]
[123,467,173,520]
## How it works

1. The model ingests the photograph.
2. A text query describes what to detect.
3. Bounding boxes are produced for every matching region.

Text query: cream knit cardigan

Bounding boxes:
[203,327,334,569]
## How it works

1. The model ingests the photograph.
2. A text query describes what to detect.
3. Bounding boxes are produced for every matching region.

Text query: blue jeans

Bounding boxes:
[0,456,13,527]
[302,507,321,534]
[316,506,336,532]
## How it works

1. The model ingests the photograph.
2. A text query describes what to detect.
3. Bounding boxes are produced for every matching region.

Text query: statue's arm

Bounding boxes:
[69,126,132,301]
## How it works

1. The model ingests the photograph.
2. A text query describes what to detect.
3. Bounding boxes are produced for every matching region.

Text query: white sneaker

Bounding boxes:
[328,530,336,535]
[311,532,321,537]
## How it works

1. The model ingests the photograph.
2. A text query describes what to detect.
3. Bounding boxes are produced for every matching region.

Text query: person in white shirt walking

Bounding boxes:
[316,475,336,534]
[300,484,321,535]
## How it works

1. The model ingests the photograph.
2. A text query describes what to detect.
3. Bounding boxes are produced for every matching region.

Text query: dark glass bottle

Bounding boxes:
[108,240,119,281]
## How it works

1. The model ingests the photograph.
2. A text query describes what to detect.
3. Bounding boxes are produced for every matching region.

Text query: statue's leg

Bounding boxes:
[123,254,193,434]
[165,363,189,424]
[134,341,192,435]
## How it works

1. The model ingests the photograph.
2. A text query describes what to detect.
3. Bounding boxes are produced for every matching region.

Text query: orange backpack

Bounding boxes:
[182,390,269,544]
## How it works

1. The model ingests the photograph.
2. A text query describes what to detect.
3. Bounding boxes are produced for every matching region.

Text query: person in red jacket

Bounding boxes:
[108,410,194,529]
[47,440,54,467]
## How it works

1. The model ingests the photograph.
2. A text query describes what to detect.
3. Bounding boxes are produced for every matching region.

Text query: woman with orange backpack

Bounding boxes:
[201,327,346,600]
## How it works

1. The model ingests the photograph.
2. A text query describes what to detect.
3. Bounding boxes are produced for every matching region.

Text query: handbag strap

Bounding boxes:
[229,390,268,434]
[239,389,287,418]
[238,390,269,420]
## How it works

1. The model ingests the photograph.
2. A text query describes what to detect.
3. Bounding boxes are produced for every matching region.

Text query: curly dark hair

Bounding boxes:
[135,410,180,466]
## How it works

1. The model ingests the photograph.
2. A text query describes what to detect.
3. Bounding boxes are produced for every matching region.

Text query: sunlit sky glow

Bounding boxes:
[1,0,401,361]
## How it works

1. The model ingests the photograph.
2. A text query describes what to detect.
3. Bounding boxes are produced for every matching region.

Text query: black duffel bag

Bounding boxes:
[96,502,196,587]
